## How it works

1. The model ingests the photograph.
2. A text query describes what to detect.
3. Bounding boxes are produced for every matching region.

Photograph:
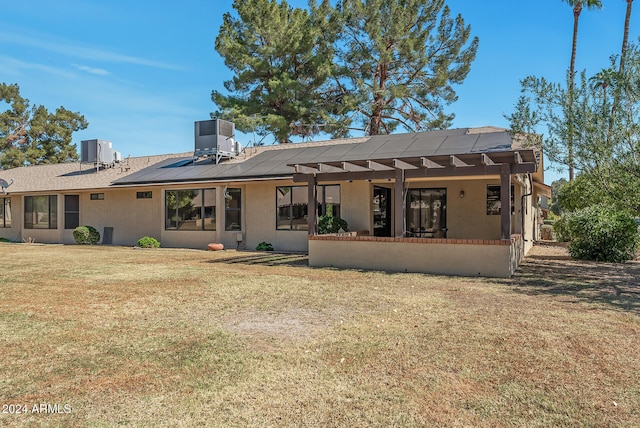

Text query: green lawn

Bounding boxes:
[0,243,638,427]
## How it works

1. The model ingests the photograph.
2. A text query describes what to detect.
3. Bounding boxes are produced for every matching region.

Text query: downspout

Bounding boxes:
[520,174,533,242]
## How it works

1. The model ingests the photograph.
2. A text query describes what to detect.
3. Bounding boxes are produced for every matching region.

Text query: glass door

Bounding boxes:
[373,186,392,237]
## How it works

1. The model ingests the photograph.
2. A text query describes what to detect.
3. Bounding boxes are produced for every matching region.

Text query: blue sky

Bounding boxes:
[1,0,637,182]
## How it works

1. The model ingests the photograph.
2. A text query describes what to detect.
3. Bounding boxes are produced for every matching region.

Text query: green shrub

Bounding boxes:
[0,237,11,243]
[256,241,274,251]
[318,216,349,234]
[73,226,100,245]
[561,205,639,263]
[553,214,572,242]
[137,236,160,248]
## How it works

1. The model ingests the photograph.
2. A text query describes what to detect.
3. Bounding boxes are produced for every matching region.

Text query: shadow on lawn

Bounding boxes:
[207,252,309,268]
[508,252,640,314]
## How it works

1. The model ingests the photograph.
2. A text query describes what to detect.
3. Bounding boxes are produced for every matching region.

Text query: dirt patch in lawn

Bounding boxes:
[223,308,336,351]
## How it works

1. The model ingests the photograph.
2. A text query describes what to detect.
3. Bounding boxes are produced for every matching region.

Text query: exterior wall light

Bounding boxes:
[460,190,465,198]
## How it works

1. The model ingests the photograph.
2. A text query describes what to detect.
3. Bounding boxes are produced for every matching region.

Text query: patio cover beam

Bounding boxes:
[393,158,419,170]
[450,155,471,168]
[317,163,345,173]
[394,168,405,237]
[367,160,394,171]
[421,157,445,168]
[501,163,512,240]
[341,161,371,172]
[292,162,536,183]
[307,174,317,235]
[481,154,495,166]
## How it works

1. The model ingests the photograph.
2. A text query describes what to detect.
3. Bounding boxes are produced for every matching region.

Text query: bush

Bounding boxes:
[560,205,640,263]
[553,214,572,242]
[318,216,349,234]
[137,236,160,248]
[73,226,100,245]
[256,241,274,251]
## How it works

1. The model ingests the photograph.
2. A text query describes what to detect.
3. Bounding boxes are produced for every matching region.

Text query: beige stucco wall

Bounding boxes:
[72,187,163,246]
[2,174,539,254]
[0,196,21,242]
[341,180,371,233]
[309,237,522,278]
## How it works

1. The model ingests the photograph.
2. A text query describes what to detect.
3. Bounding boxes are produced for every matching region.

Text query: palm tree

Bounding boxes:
[620,0,634,75]
[611,1,634,141]
[564,0,603,181]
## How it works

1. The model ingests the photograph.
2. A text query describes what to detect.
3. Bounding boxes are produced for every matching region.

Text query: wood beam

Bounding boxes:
[420,157,445,168]
[392,158,418,170]
[295,164,318,174]
[394,168,405,237]
[367,160,394,171]
[450,155,471,168]
[341,161,370,172]
[293,170,396,183]
[307,175,317,235]
[500,163,511,240]
[318,163,344,173]
[481,153,495,166]
[514,152,523,164]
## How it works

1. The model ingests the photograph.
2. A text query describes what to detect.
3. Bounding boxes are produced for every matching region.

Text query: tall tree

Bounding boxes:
[563,0,603,181]
[335,0,478,135]
[509,43,640,215]
[611,0,634,130]
[212,0,346,144]
[620,0,634,74]
[0,83,88,169]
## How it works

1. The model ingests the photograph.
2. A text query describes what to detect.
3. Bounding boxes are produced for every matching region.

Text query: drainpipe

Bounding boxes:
[521,174,533,242]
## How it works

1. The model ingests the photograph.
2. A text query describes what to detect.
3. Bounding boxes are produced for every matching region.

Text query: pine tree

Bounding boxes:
[212,0,345,144]
[334,0,478,135]
[0,83,88,169]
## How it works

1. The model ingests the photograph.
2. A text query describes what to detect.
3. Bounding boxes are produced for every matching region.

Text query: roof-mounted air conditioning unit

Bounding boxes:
[81,139,113,164]
[194,119,236,163]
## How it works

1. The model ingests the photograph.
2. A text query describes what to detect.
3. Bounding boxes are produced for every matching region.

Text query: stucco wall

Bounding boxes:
[2,175,539,254]
[309,235,523,278]
[75,187,162,246]
[341,180,371,233]
[0,196,21,242]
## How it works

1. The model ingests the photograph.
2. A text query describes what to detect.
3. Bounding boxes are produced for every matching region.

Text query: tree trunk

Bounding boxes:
[620,0,633,74]
[568,5,581,182]
[611,0,633,144]
[368,61,388,135]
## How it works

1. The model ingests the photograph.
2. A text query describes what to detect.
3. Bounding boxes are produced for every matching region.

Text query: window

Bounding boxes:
[275,185,341,231]
[165,189,216,231]
[487,185,515,215]
[0,197,11,228]
[137,191,152,199]
[90,193,104,200]
[317,185,341,218]
[24,195,57,229]
[225,188,241,231]
[277,186,309,230]
[406,188,446,237]
[64,195,79,230]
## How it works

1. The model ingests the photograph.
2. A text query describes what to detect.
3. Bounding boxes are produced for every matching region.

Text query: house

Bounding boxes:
[0,124,550,277]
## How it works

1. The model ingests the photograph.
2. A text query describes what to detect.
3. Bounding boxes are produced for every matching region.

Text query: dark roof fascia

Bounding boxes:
[110,173,295,187]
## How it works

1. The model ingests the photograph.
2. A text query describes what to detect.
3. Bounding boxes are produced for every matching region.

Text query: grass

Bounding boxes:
[0,243,639,427]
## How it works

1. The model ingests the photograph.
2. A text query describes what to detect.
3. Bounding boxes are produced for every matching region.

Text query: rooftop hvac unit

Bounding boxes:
[194,119,235,163]
[81,139,114,165]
